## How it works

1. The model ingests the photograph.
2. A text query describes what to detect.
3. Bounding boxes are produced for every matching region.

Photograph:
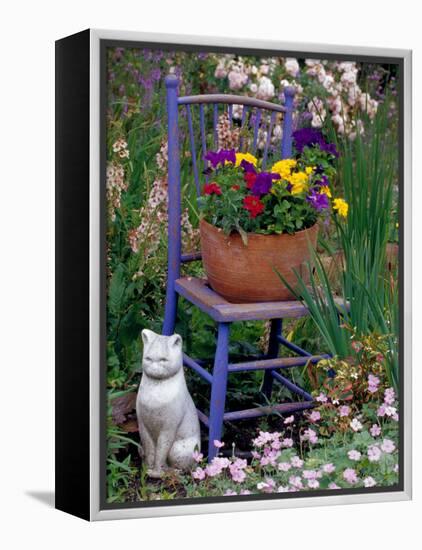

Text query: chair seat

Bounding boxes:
[175,277,313,322]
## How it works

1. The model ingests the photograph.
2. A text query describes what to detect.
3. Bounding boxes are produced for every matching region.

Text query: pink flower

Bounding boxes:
[213,440,224,449]
[328,482,340,489]
[192,467,206,480]
[301,428,318,445]
[381,439,396,454]
[308,479,320,489]
[240,489,251,495]
[251,451,261,460]
[289,475,303,490]
[384,387,396,405]
[370,424,381,437]
[271,439,282,450]
[284,415,295,424]
[364,476,376,487]
[230,468,246,483]
[367,374,380,393]
[322,463,336,474]
[192,451,203,463]
[351,340,363,352]
[350,418,363,432]
[291,456,304,468]
[338,405,351,417]
[278,462,292,472]
[348,450,362,461]
[367,445,382,462]
[224,489,237,496]
[343,468,358,484]
[252,431,275,448]
[303,469,321,480]
[316,392,328,403]
[205,456,230,476]
[277,485,290,493]
[377,404,386,417]
[260,449,280,467]
[281,438,293,448]
[257,478,276,493]
[229,458,247,482]
[309,410,321,423]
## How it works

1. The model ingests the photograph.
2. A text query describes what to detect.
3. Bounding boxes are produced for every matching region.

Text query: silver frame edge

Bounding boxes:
[89,28,412,521]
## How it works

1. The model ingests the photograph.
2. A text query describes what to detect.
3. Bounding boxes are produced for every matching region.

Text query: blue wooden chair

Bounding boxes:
[162,74,327,461]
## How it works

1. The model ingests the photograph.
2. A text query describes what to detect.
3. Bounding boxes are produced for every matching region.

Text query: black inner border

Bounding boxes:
[99,38,405,511]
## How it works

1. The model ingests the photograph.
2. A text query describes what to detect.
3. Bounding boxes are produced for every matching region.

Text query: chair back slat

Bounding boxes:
[199,103,208,181]
[185,104,200,196]
[228,104,233,127]
[262,111,276,170]
[213,103,219,149]
[252,108,262,154]
[239,105,250,152]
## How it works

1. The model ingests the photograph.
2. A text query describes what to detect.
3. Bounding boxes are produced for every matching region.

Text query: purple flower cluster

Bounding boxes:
[251,172,280,196]
[293,128,339,157]
[306,189,329,211]
[205,148,236,168]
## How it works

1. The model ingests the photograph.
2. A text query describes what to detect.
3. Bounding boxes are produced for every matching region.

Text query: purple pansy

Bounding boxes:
[205,148,236,168]
[306,189,329,211]
[293,128,339,158]
[251,172,280,196]
[240,159,257,173]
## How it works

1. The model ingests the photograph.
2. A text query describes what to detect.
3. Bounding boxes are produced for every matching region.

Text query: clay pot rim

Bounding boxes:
[200,218,318,240]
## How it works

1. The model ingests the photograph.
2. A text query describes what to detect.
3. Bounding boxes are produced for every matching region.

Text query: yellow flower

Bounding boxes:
[320,185,332,198]
[235,152,258,167]
[333,198,349,217]
[289,171,309,194]
[271,159,297,179]
[305,166,314,175]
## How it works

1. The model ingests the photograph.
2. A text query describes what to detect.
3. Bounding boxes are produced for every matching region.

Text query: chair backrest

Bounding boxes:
[164,73,296,283]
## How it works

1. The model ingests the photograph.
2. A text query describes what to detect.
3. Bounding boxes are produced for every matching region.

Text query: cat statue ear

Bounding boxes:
[141,328,157,347]
[169,333,182,348]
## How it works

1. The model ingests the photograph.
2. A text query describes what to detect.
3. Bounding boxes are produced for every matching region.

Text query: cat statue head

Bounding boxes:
[141,329,183,380]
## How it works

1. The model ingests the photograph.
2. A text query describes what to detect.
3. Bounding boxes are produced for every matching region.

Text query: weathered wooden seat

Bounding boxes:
[175,277,311,322]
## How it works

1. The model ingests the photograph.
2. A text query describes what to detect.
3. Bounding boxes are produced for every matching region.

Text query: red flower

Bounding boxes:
[243,195,265,218]
[244,172,257,189]
[231,184,240,191]
[203,182,222,196]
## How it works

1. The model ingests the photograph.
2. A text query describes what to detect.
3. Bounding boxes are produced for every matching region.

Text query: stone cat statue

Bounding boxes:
[136,329,201,478]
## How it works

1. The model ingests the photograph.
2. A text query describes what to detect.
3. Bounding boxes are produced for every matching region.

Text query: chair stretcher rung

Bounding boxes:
[196,409,209,427]
[228,354,326,373]
[181,251,202,263]
[223,401,313,422]
[272,371,313,401]
[277,335,313,356]
[183,354,213,383]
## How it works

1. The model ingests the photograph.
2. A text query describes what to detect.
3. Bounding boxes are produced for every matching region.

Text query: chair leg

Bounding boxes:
[162,287,179,336]
[262,319,282,399]
[208,322,230,461]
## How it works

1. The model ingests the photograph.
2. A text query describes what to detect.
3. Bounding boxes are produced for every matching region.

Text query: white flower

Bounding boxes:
[350,418,363,432]
[285,58,300,77]
[381,439,396,454]
[256,76,275,100]
[348,450,362,461]
[228,69,248,90]
[364,476,376,487]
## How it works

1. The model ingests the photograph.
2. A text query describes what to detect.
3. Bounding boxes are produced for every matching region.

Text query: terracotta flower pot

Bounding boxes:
[199,219,319,303]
